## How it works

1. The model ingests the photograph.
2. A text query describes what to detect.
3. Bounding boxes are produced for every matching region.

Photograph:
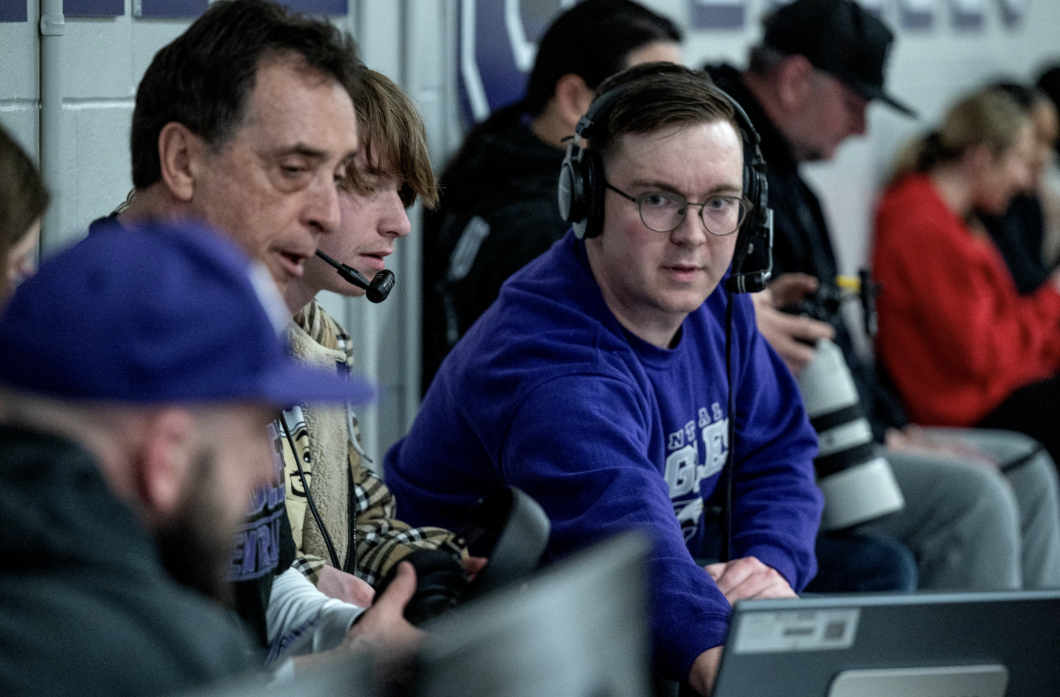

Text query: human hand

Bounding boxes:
[752,274,835,375]
[884,426,998,469]
[317,564,375,607]
[341,561,424,656]
[703,556,797,605]
[687,645,723,696]
[461,555,488,581]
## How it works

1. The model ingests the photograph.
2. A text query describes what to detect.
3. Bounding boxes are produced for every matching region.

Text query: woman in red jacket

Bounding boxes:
[874,87,1060,462]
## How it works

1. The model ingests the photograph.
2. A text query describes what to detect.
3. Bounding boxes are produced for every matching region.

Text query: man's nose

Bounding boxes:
[671,206,709,245]
[306,175,342,236]
[384,191,412,239]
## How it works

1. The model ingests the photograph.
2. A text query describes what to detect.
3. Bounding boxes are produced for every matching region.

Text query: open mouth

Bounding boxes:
[276,250,307,277]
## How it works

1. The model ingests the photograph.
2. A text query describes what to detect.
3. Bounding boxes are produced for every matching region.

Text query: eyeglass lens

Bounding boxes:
[638,191,747,235]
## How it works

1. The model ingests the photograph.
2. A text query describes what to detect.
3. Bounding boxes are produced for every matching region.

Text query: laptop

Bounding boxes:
[416,532,652,697]
[714,590,1060,696]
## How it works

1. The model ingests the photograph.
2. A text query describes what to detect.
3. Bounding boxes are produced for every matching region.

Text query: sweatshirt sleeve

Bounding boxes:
[500,373,732,684]
[728,297,823,589]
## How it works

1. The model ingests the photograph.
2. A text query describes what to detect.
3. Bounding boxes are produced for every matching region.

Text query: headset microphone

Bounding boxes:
[315,249,395,303]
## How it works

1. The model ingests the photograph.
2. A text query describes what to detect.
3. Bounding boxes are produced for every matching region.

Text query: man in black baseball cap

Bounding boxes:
[708,0,1060,596]
[762,0,914,118]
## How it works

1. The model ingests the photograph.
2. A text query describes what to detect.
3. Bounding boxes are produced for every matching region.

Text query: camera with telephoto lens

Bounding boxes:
[782,271,903,530]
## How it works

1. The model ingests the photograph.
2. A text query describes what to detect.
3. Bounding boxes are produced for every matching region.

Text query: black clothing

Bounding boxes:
[979,194,1053,296]
[92,213,297,650]
[421,110,567,393]
[225,424,298,649]
[708,64,908,440]
[0,425,255,697]
[978,374,1060,466]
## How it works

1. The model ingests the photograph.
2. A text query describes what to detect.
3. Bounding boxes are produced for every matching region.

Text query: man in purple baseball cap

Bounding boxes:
[0,222,414,697]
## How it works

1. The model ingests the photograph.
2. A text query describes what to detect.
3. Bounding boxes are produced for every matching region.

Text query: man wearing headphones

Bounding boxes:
[385,64,822,695]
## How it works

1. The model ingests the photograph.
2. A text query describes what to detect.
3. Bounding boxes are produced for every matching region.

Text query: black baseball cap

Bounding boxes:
[763,0,916,117]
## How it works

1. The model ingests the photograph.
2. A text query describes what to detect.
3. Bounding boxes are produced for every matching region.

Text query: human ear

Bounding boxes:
[776,54,815,112]
[157,122,206,203]
[136,408,197,520]
[554,73,594,134]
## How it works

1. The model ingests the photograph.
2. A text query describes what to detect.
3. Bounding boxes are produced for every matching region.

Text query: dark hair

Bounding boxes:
[0,125,48,259]
[585,63,736,160]
[988,80,1048,113]
[523,0,681,117]
[1037,66,1060,112]
[131,0,359,189]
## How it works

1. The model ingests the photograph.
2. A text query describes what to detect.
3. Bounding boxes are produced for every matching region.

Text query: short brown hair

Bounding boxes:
[0,125,48,258]
[345,68,438,209]
[586,62,738,161]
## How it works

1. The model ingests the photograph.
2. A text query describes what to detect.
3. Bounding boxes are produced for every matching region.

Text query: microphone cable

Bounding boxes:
[279,412,342,570]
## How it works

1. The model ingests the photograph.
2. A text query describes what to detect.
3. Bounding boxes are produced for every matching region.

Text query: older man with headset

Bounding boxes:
[386,63,822,695]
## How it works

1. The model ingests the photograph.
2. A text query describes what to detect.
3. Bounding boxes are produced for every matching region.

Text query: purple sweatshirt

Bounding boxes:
[386,231,822,681]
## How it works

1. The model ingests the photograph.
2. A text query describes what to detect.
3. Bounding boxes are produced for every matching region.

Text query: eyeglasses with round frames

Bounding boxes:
[604,181,752,237]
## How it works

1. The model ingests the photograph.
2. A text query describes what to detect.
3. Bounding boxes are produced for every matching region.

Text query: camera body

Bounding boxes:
[374,487,550,625]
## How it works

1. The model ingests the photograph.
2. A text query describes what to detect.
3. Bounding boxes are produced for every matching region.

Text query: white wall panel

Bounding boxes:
[0,0,41,163]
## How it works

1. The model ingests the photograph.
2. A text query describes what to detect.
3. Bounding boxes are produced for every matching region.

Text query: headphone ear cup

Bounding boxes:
[578,148,607,240]
[558,145,583,226]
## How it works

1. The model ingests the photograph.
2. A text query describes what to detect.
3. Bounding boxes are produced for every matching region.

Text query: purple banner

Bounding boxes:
[65,0,124,17]
[279,0,347,15]
[951,8,984,29]
[690,2,745,30]
[0,0,27,22]
[138,0,207,18]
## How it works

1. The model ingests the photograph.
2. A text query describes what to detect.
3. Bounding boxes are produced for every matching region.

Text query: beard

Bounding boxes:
[155,449,237,606]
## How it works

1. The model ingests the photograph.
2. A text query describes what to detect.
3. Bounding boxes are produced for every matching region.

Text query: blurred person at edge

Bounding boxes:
[708,0,1060,592]
[977,82,1060,295]
[1033,66,1060,268]
[91,0,420,666]
[279,68,486,606]
[0,125,47,305]
[421,0,682,392]
[0,222,381,697]
[875,88,1060,475]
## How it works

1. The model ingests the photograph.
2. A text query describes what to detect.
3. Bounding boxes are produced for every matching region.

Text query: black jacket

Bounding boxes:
[980,194,1053,296]
[708,64,908,439]
[422,109,568,393]
[0,425,255,697]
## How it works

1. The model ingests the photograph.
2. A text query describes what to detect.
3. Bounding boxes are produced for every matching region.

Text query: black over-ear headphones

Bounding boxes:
[557,74,773,294]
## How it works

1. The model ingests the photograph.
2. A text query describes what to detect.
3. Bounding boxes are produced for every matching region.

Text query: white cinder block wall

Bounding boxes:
[1,0,1058,460]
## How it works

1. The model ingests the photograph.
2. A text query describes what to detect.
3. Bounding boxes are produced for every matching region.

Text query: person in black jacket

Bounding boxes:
[421,0,681,392]
[978,82,1059,295]
[0,222,384,697]
[707,0,1060,591]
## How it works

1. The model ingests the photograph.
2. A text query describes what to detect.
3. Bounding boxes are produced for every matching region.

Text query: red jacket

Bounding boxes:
[873,174,1060,426]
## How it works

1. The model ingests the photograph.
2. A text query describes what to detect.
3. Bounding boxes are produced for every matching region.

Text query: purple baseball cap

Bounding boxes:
[0,220,375,406]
